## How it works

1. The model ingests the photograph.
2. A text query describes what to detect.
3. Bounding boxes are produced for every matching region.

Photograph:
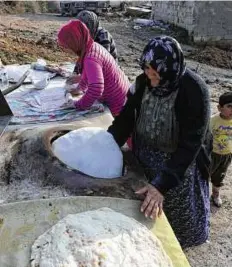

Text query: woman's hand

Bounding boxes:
[90,103,105,113]
[65,75,81,94]
[65,74,81,94]
[60,93,75,109]
[136,184,164,220]
[66,74,81,85]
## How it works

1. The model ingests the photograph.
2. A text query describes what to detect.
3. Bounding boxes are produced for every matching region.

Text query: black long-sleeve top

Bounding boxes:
[108,69,213,195]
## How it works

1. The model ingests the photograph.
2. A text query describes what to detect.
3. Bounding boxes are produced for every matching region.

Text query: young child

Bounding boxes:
[210,92,232,207]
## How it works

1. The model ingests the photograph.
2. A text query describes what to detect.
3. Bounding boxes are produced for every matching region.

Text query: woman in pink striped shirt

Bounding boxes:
[57,20,130,116]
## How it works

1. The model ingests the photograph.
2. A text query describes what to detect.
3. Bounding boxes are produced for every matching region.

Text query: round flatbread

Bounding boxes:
[52,127,123,179]
[31,208,173,267]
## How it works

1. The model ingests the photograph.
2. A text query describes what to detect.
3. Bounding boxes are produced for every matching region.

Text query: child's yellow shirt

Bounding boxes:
[210,113,232,155]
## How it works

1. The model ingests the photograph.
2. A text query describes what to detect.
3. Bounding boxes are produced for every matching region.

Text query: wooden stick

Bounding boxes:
[3,70,30,96]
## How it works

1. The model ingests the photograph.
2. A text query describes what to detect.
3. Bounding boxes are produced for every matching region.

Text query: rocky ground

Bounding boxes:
[0,13,232,267]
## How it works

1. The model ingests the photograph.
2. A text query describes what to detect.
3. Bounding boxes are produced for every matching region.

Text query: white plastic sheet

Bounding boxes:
[4,65,55,84]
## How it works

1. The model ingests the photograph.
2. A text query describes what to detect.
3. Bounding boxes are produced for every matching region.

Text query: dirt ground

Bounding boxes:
[0,13,232,267]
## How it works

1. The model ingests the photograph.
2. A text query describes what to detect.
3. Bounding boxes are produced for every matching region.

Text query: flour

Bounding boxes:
[52,127,123,179]
[31,208,173,267]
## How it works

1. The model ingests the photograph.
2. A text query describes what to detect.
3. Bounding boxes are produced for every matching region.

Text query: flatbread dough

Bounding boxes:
[52,127,123,179]
[31,208,173,267]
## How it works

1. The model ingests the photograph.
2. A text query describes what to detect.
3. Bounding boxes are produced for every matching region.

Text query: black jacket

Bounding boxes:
[108,69,212,195]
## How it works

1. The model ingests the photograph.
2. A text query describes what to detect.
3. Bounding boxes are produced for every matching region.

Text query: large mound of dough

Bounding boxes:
[52,127,123,179]
[31,208,173,267]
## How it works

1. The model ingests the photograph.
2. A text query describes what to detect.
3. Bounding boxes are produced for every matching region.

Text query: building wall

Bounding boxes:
[193,1,232,42]
[151,1,232,42]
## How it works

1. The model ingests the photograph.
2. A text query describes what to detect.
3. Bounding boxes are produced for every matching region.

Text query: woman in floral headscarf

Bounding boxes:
[108,36,212,248]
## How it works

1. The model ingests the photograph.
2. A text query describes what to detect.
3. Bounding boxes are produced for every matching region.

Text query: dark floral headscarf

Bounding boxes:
[76,10,99,39]
[140,36,186,96]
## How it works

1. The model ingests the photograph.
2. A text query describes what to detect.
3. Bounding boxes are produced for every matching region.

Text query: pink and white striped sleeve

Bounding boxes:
[74,58,104,110]
[78,77,88,93]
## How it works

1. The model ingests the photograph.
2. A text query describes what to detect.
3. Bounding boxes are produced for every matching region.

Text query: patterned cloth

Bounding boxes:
[135,145,210,248]
[135,86,179,153]
[140,36,185,96]
[6,89,99,124]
